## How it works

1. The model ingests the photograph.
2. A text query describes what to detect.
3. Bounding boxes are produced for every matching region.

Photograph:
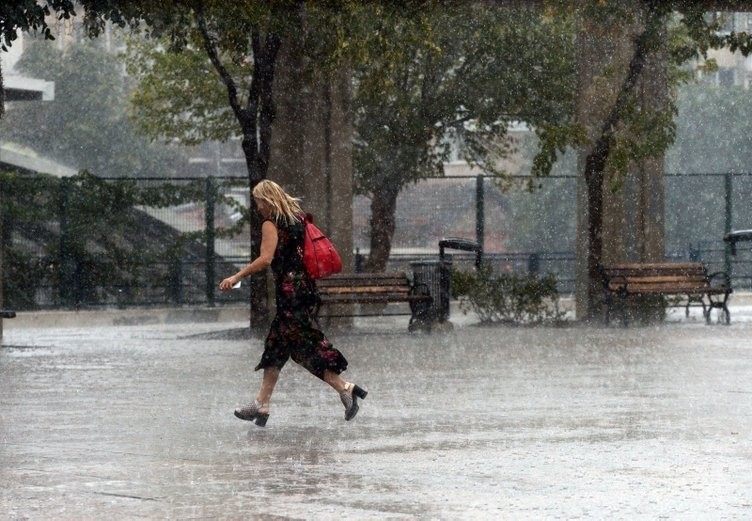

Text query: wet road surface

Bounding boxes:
[2,311,752,519]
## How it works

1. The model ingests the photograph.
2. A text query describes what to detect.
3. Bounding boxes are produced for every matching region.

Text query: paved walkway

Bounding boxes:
[2,306,752,519]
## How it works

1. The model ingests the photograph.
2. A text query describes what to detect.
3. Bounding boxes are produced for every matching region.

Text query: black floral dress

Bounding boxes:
[254,216,348,379]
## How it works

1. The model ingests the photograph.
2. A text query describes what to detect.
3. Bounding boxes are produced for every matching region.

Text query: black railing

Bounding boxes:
[6,171,752,310]
[9,241,752,310]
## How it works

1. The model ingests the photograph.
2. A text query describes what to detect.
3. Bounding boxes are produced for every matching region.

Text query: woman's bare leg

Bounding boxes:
[323,369,347,393]
[256,367,281,409]
[234,367,280,424]
[323,369,367,421]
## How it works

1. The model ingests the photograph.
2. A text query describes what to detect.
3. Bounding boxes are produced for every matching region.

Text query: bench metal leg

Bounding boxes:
[408,319,432,333]
[618,291,629,327]
[603,294,628,327]
[603,292,615,326]
[706,293,731,325]
[408,284,434,333]
[686,295,706,319]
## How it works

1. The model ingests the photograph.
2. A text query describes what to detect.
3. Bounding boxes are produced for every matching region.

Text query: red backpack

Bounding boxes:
[301,213,342,279]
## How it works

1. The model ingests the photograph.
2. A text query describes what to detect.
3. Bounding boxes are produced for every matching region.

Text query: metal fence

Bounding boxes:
[359,172,752,294]
[0,174,253,310]
[3,171,752,310]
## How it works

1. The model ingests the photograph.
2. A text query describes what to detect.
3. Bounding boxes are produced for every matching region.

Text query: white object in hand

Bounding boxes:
[232,280,242,289]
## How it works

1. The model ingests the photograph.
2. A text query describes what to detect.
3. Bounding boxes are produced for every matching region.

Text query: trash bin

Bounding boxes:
[724,229,752,255]
[439,238,482,270]
[410,239,482,325]
[411,257,452,323]
[438,238,483,322]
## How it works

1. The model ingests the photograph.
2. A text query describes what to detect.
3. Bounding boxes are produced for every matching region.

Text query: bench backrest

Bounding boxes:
[317,272,412,295]
[601,263,710,292]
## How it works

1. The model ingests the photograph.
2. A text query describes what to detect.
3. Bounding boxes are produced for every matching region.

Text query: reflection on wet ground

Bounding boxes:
[2,316,752,519]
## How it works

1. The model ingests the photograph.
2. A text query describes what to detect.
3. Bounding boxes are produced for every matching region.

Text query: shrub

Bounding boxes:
[451,266,566,325]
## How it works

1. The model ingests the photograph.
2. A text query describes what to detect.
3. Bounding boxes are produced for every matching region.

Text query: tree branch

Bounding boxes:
[0,61,4,119]
[589,1,667,164]
[246,30,261,116]
[194,3,245,123]
[257,33,281,176]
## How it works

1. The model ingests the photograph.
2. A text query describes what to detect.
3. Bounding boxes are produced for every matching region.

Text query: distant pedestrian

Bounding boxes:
[219,179,366,426]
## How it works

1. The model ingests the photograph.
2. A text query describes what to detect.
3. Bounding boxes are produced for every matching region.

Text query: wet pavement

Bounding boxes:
[2,305,752,519]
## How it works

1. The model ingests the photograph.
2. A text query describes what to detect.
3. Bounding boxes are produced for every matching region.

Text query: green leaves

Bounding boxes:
[452,266,565,325]
[353,3,579,195]
[0,1,76,50]
[124,34,237,144]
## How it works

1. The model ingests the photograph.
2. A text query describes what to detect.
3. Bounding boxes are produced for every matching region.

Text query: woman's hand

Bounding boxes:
[219,275,239,291]
[218,221,276,292]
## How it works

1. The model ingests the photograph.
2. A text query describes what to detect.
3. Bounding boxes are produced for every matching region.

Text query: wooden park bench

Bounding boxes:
[314,272,434,331]
[600,262,732,326]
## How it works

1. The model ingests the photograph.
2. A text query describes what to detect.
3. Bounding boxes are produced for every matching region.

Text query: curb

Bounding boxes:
[3,306,249,329]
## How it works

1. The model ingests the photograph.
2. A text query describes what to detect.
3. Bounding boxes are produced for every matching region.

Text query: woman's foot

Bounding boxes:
[234,400,270,427]
[340,382,368,421]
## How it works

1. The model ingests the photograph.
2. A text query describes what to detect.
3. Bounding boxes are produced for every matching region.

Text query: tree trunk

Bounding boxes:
[584,143,607,319]
[242,141,269,331]
[243,31,281,331]
[197,7,281,332]
[0,61,4,119]
[0,62,3,339]
[364,184,399,272]
[580,2,663,321]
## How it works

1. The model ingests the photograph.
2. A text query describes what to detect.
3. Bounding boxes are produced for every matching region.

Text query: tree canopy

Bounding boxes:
[352,2,577,269]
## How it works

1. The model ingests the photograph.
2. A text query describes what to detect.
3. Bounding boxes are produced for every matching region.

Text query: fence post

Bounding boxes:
[476,175,485,254]
[169,257,184,305]
[354,247,363,273]
[724,172,733,279]
[205,176,216,307]
[58,178,76,307]
[528,253,540,275]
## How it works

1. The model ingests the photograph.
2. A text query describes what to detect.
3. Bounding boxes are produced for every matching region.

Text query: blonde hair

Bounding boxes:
[252,179,303,225]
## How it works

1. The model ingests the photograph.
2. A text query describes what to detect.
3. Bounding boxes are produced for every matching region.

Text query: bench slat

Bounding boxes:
[325,271,409,277]
[604,270,707,279]
[319,286,411,295]
[603,262,703,270]
[320,295,428,304]
[615,275,708,284]
[319,272,409,280]
[608,284,726,293]
[612,283,709,292]
[318,276,410,287]
[318,280,410,289]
